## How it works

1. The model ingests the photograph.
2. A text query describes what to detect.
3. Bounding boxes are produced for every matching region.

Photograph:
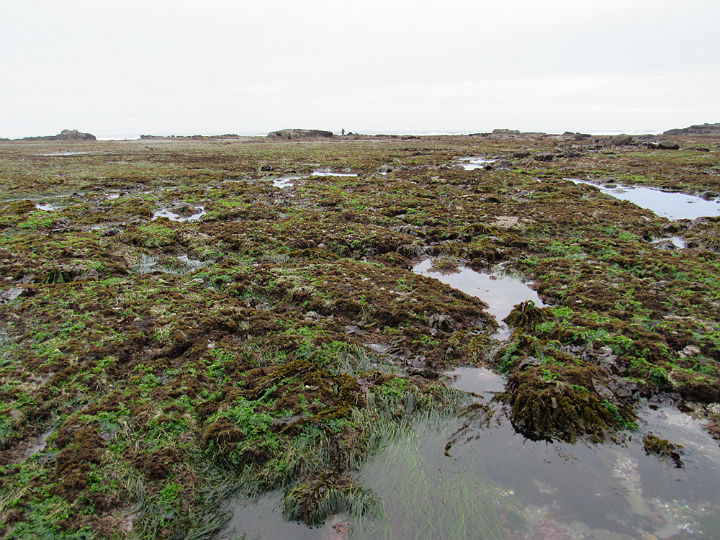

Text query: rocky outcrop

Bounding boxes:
[22,129,96,141]
[647,140,680,150]
[267,129,333,140]
[607,134,635,146]
[664,123,720,136]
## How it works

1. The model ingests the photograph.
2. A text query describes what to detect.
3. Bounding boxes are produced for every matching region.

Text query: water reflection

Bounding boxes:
[152,205,206,222]
[312,170,358,177]
[353,403,720,540]
[443,366,506,395]
[570,178,720,220]
[458,156,496,170]
[412,258,543,339]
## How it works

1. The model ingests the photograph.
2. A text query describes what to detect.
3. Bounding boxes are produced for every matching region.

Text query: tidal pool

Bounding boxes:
[218,401,720,540]
[443,366,506,396]
[653,236,687,250]
[412,258,544,339]
[352,404,720,540]
[458,156,496,170]
[152,205,206,222]
[570,178,720,220]
[271,175,302,188]
[35,202,60,211]
[312,170,358,177]
[217,491,344,540]
[35,151,90,156]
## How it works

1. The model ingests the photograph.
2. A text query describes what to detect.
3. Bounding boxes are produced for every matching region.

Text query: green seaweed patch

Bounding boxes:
[642,433,684,468]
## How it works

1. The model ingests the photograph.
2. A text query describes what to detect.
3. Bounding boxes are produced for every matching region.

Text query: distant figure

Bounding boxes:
[341,128,345,136]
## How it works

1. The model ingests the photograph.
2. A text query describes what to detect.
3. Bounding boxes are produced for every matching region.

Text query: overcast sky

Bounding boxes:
[2,0,719,138]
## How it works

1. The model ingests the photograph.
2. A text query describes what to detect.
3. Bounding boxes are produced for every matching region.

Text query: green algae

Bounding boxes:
[0,133,719,538]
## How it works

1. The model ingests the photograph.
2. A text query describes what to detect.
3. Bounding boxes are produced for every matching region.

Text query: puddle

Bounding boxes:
[152,205,206,222]
[216,491,344,540]
[443,366,506,395]
[458,156,496,170]
[35,151,90,156]
[653,236,686,250]
[177,254,205,271]
[311,170,358,177]
[134,254,162,274]
[35,202,61,212]
[412,258,543,339]
[271,175,302,189]
[570,179,720,220]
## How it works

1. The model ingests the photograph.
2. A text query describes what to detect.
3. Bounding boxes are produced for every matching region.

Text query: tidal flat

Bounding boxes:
[1,132,719,539]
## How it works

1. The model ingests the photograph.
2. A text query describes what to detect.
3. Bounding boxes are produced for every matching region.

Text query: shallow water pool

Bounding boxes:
[570,178,720,220]
[412,259,543,338]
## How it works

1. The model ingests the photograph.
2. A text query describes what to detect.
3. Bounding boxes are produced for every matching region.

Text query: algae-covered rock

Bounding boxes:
[267,129,333,139]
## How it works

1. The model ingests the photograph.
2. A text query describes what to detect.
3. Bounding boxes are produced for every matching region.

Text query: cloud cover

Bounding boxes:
[2,0,719,138]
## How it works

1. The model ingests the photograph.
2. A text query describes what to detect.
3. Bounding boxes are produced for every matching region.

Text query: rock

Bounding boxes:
[534,518,573,540]
[664,122,720,136]
[267,129,333,140]
[490,128,521,137]
[608,378,639,400]
[428,313,453,331]
[679,344,701,358]
[653,240,676,251]
[344,325,365,336]
[608,134,634,146]
[592,379,615,401]
[647,141,680,150]
[21,129,96,141]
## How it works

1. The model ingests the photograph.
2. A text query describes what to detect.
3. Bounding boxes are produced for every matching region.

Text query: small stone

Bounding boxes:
[679,345,701,358]
[344,325,365,336]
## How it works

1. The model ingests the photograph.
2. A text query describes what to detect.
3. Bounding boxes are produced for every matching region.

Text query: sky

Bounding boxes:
[2,0,719,139]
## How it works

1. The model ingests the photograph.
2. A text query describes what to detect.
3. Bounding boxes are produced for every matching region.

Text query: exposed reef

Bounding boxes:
[0,131,719,539]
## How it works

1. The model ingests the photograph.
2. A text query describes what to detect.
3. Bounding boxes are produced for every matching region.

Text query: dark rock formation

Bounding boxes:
[647,141,680,150]
[664,123,720,136]
[607,134,635,146]
[22,129,96,141]
[267,129,333,140]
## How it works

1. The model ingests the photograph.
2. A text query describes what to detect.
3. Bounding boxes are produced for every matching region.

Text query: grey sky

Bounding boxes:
[2,0,718,138]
